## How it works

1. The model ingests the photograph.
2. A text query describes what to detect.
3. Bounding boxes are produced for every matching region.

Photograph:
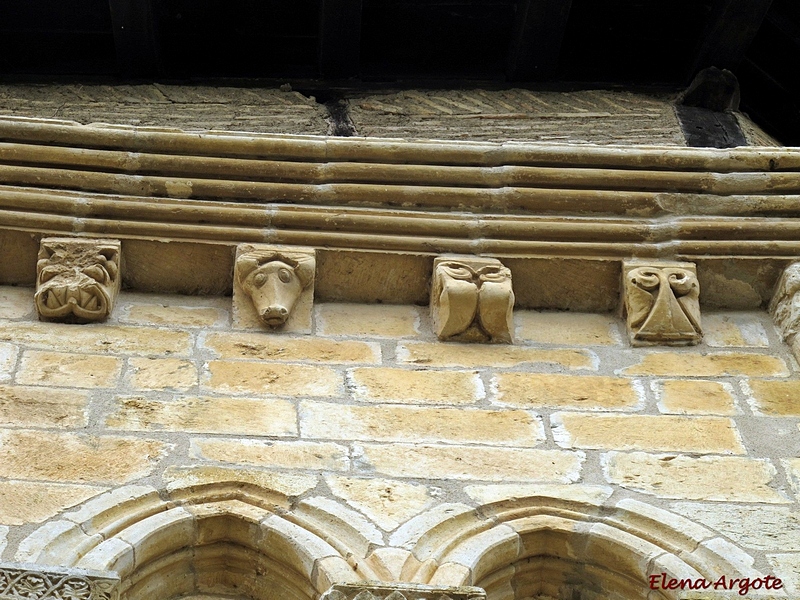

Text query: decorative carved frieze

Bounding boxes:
[34,238,121,323]
[320,582,486,600]
[623,260,702,346]
[0,563,119,600]
[234,244,315,330]
[430,256,514,343]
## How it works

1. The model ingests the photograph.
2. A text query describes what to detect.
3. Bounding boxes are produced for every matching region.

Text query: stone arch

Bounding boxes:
[16,477,383,600]
[392,490,760,600]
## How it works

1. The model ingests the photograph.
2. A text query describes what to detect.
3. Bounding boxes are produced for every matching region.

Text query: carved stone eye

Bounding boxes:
[279,268,292,284]
[253,273,267,287]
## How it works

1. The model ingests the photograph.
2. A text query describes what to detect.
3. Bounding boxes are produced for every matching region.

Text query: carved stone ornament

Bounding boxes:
[320,582,486,600]
[769,261,800,345]
[0,562,119,600]
[430,256,515,343]
[623,260,702,346]
[34,238,121,323]
[234,244,315,329]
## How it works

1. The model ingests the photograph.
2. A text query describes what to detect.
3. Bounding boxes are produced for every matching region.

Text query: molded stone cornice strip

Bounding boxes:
[0,562,119,600]
[320,582,486,600]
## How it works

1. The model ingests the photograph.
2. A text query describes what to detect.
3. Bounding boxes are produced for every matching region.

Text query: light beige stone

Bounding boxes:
[16,351,122,388]
[703,314,769,347]
[748,380,800,416]
[0,385,88,428]
[14,519,100,565]
[0,286,34,319]
[604,452,790,503]
[0,480,106,525]
[117,507,194,569]
[493,373,641,410]
[0,321,192,356]
[622,352,789,377]
[192,439,349,471]
[463,483,613,507]
[326,476,434,531]
[163,466,318,501]
[301,401,544,446]
[767,553,800,596]
[107,395,297,436]
[205,360,341,396]
[515,311,621,346]
[0,430,168,484]
[785,458,800,500]
[128,357,198,390]
[349,367,483,405]
[657,380,737,415]
[317,303,421,337]
[204,332,380,363]
[0,342,16,383]
[62,484,165,536]
[553,413,744,453]
[0,525,6,555]
[124,304,224,327]
[296,496,383,555]
[360,443,583,482]
[398,342,595,369]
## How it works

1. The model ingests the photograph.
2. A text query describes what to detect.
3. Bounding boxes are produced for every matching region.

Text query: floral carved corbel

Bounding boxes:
[623,260,702,346]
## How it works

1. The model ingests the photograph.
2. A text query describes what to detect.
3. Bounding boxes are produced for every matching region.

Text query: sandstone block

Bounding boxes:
[301,401,544,446]
[703,314,769,347]
[515,311,622,346]
[192,439,349,471]
[0,385,89,428]
[603,452,790,502]
[767,553,800,596]
[398,342,595,369]
[204,331,380,363]
[16,350,122,388]
[464,483,613,507]
[317,303,421,337]
[622,352,789,377]
[349,367,484,405]
[123,303,225,328]
[552,413,744,454]
[107,395,297,436]
[785,458,800,500]
[0,430,168,485]
[0,480,106,525]
[0,286,34,319]
[656,380,737,415]
[359,443,583,482]
[128,357,198,391]
[747,380,800,416]
[117,507,194,570]
[493,373,641,410]
[205,360,341,396]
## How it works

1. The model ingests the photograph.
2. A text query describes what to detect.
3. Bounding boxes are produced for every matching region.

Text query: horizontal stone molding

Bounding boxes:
[321,582,486,600]
[0,562,119,600]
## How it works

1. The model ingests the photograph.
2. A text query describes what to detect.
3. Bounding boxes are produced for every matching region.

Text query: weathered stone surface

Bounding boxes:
[326,476,434,531]
[35,238,121,323]
[0,481,105,525]
[0,385,88,428]
[769,262,800,348]
[785,458,800,499]
[553,413,744,453]
[0,430,167,484]
[320,581,486,600]
[0,343,17,383]
[317,303,421,337]
[192,439,349,471]
[359,443,583,482]
[127,357,197,391]
[0,231,38,285]
[767,553,800,596]
[623,260,701,346]
[493,373,641,410]
[657,380,737,415]
[0,286,34,319]
[0,526,6,555]
[464,483,613,506]
[349,368,483,405]
[604,452,789,502]
[204,332,380,363]
[515,311,622,346]
[163,466,317,501]
[301,402,544,446]
[205,361,341,396]
[106,396,297,436]
[398,342,594,369]
[622,352,789,377]
[703,314,769,347]
[698,258,786,310]
[747,380,800,416]
[16,351,122,388]
[122,304,224,328]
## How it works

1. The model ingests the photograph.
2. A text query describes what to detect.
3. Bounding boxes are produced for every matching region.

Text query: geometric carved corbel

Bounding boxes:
[431,255,514,343]
[769,261,800,353]
[623,260,702,346]
[233,244,315,331]
[320,582,486,600]
[34,237,121,323]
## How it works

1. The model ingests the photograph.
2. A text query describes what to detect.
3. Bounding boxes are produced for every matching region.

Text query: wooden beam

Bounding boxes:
[507,0,572,81]
[319,0,362,79]
[107,0,159,77]
[690,0,774,76]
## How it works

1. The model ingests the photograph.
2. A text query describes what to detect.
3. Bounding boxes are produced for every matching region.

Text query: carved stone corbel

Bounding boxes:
[431,256,514,343]
[769,262,800,355]
[320,582,486,600]
[34,238,121,323]
[623,260,702,346]
[233,244,315,331]
[0,562,119,600]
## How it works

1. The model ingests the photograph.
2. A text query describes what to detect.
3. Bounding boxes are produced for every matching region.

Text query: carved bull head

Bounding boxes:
[237,251,315,328]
